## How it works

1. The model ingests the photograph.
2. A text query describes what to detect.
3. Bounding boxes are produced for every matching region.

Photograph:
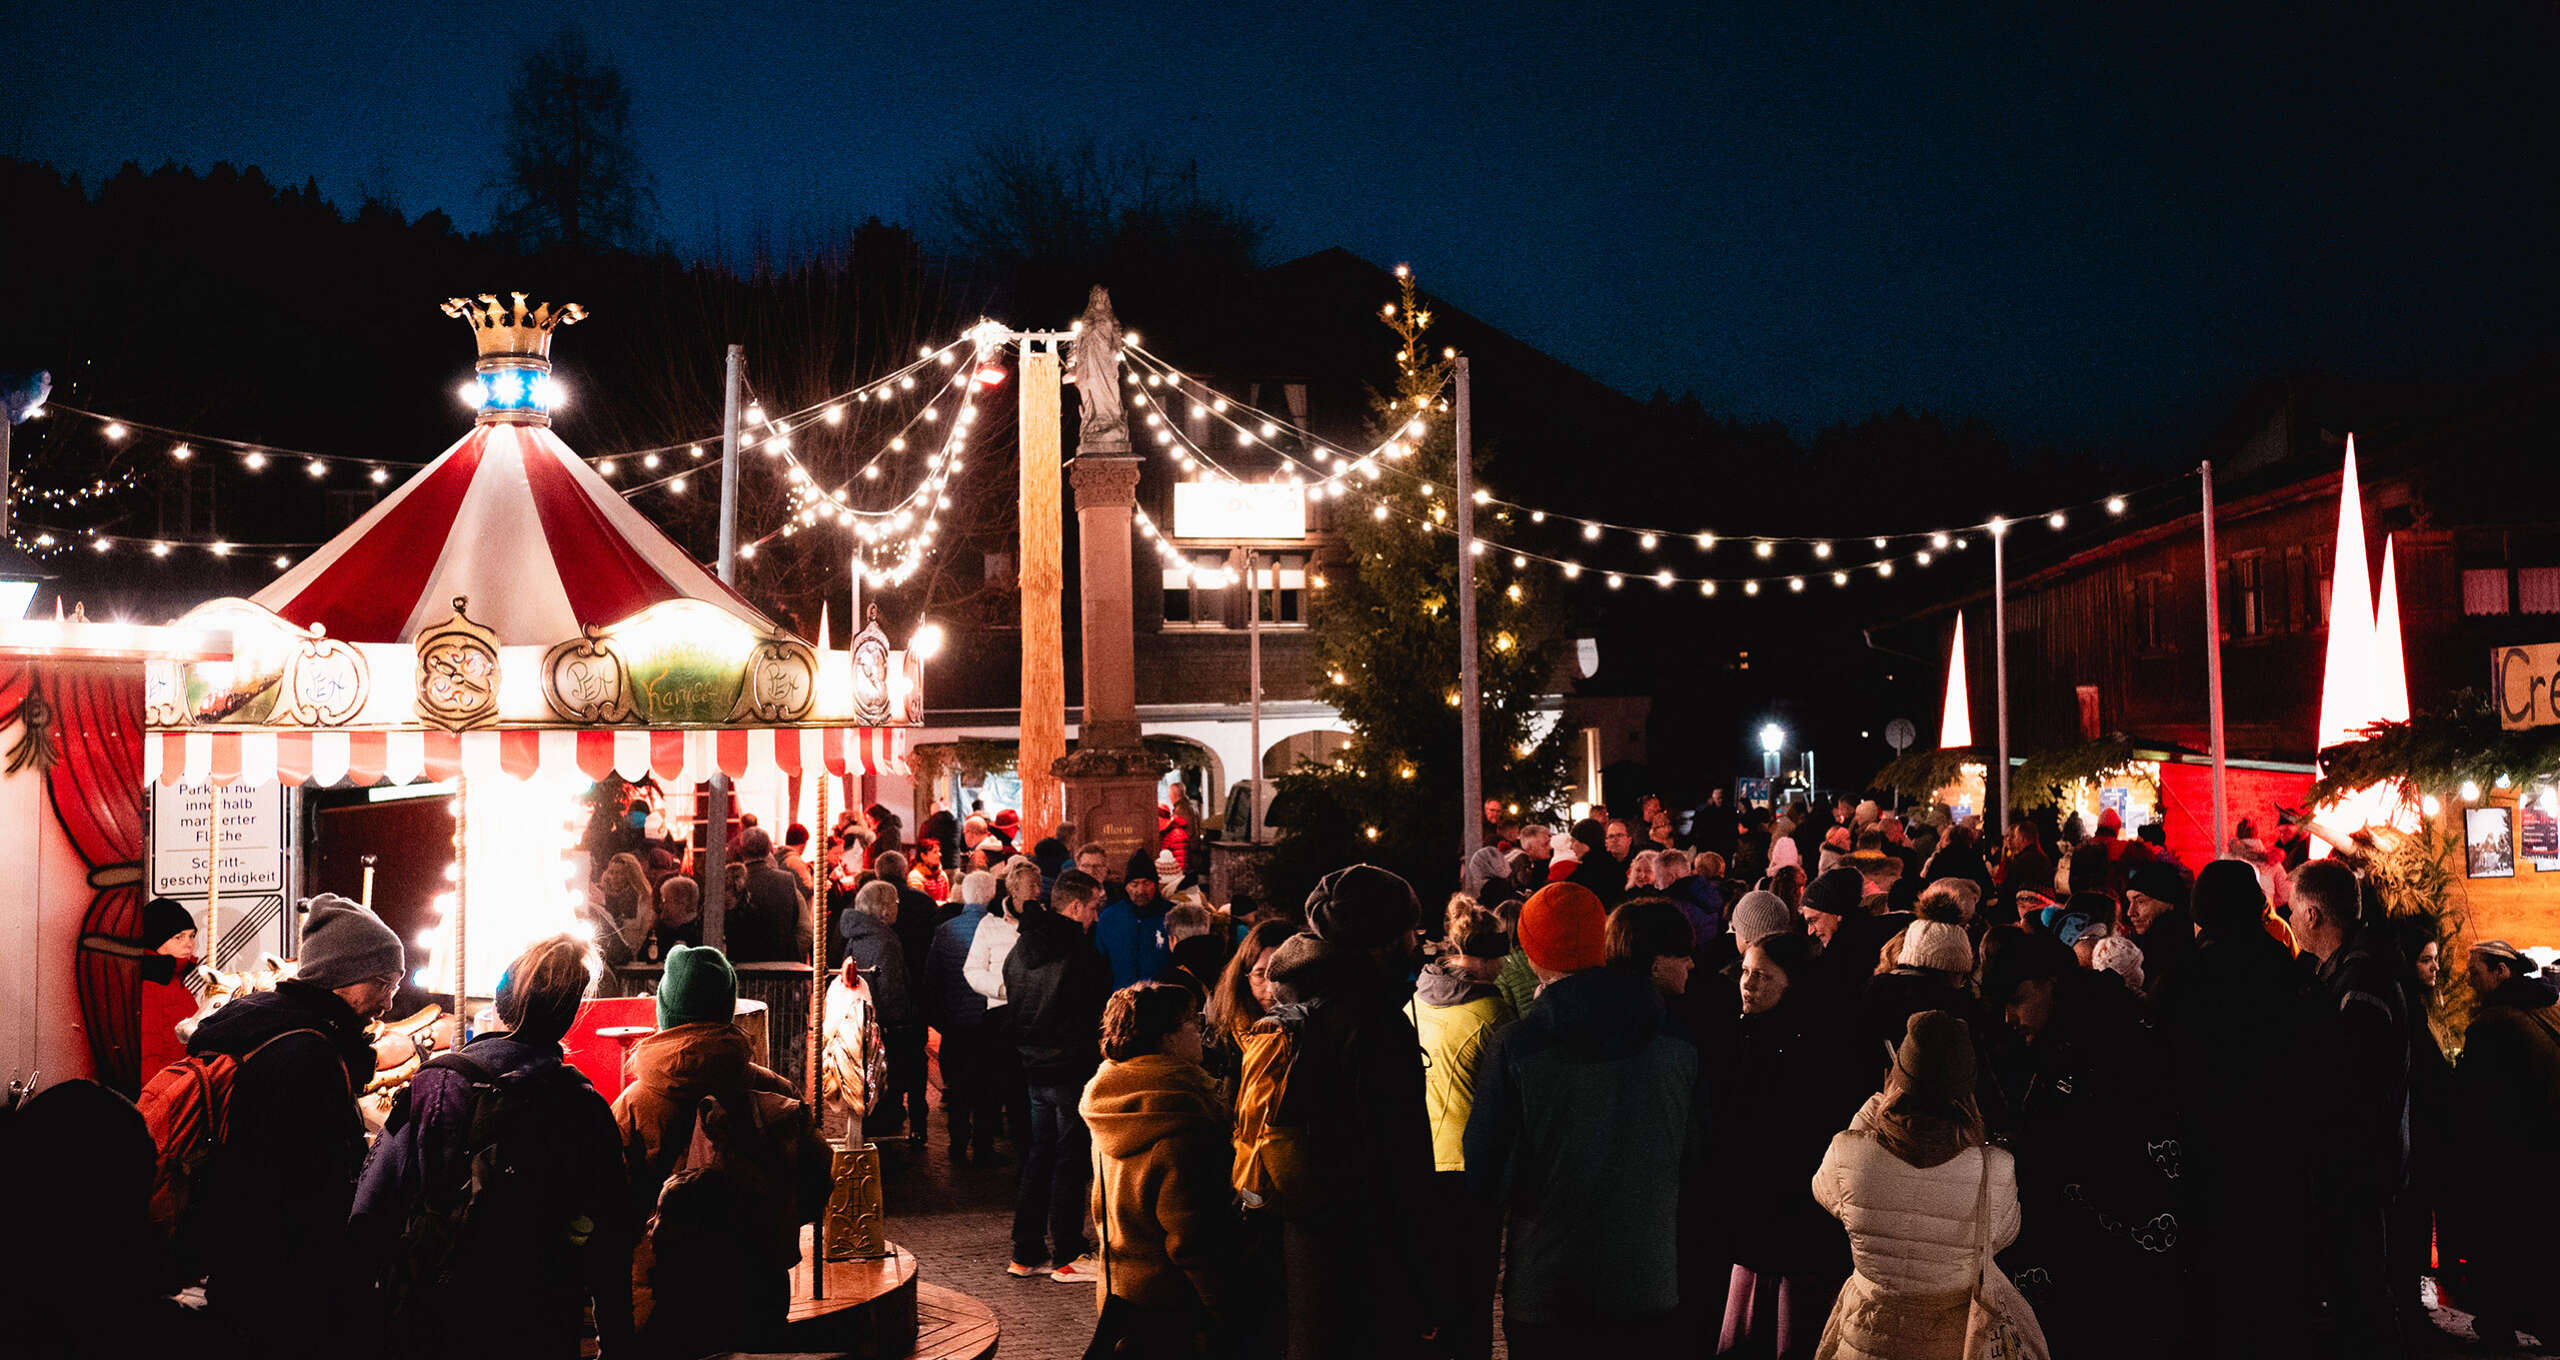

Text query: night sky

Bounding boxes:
[12,1,2557,452]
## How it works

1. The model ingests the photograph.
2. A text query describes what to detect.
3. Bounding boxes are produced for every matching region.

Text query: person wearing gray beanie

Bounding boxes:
[295,893,407,992]
[1730,891,1795,949]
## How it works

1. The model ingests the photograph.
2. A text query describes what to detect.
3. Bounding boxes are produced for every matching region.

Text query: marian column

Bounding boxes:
[1055,288,1165,870]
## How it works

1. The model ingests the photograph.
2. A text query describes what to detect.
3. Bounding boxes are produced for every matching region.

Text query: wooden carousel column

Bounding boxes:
[823,731,889,1263]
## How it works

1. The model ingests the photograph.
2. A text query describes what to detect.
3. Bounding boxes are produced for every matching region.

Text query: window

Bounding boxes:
[1163,554,1234,627]
[2136,574,2166,651]
[2234,554,2265,637]
[2282,546,2307,633]
[2313,546,2331,626]
[1248,555,1307,626]
[2520,568,2560,615]
[2465,569,2512,616]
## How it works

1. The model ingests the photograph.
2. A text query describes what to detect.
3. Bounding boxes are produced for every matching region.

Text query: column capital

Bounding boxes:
[1067,454,1144,508]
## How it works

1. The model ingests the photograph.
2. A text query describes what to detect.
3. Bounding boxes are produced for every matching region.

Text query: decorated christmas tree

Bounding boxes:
[1265,267,1571,907]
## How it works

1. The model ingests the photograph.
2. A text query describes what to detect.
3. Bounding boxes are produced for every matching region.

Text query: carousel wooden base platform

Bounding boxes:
[711,1236,996,1360]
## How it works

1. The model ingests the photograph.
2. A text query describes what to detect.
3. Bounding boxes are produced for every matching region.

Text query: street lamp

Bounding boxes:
[1760,722,1785,782]
[1,370,55,617]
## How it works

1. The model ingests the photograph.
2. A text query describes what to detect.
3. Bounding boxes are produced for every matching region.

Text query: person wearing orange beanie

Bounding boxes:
[1517,883,1608,979]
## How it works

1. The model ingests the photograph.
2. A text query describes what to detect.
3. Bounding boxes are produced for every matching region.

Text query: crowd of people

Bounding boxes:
[7,787,2559,1360]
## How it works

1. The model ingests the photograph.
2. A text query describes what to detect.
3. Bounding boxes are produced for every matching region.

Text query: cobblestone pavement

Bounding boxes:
[872,1118,1098,1360]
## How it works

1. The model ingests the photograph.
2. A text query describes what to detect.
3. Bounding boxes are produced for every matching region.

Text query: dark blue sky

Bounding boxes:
[12,1,2557,450]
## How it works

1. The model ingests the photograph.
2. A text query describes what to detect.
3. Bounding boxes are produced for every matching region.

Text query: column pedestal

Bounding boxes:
[1058,453,1165,870]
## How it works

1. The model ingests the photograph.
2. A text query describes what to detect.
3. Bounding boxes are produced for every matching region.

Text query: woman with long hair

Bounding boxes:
[1205,919,1295,1093]
[1810,1011,2046,1359]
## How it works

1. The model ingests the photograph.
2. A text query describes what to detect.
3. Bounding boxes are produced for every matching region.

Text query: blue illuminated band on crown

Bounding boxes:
[472,363,553,424]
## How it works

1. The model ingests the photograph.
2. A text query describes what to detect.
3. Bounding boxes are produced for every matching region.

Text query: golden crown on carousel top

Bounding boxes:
[441,292,587,364]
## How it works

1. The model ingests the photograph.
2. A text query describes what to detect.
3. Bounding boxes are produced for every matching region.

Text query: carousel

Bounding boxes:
[137,295,981,1351]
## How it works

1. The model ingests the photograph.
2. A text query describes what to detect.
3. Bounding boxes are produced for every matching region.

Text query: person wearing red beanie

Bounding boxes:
[1518,883,1608,978]
[1466,880,1705,1356]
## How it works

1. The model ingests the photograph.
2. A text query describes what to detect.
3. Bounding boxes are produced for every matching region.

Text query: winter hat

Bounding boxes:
[2126,862,2187,911]
[1899,918,1975,975]
[1730,891,1794,948]
[1519,882,1607,973]
[2191,860,2267,934]
[1304,864,1420,950]
[1570,818,1608,854]
[2472,939,2538,975]
[294,894,406,989]
[140,897,198,952]
[657,943,738,1029]
[1894,1010,1978,1109]
[2054,912,2107,948]
[2093,935,2146,989]
[993,809,1022,834]
[1802,867,1868,919]
[2096,808,2124,835]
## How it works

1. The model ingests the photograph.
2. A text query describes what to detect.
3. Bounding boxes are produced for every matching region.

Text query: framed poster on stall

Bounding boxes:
[2466,806,2517,880]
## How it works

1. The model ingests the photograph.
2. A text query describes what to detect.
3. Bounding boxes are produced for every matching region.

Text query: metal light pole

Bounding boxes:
[2201,461,2228,851]
[702,343,744,951]
[1992,518,2011,832]
[1245,546,1263,843]
[1454,356,1483,860]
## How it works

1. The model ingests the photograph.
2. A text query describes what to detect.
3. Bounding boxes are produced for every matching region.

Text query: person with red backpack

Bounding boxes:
[612,943,831,1356]
[351,934,634,1360]
[154,893,403,1356]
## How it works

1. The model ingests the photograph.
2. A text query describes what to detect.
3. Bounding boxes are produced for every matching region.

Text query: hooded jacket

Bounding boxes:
[1080,1054,1239,1323]
[1405,960,1511,1171]
[839,909,916,1026]
[1664,873,1725,946]
[609,1021,829,1293]
[1001,906,1114,1085]
[2450,974,2560,1301]
[1464,965,1704,1323]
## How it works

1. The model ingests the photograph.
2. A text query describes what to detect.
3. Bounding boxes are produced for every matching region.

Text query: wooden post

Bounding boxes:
[203,783,222,970]
[1018,342,1066,840]
[450,777,468,1036]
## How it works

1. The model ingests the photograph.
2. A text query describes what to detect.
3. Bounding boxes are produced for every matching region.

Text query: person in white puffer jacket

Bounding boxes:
[1810,1010,2049,1360]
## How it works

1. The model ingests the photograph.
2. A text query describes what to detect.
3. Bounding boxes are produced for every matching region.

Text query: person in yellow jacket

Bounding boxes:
[1406,906,1513,1360]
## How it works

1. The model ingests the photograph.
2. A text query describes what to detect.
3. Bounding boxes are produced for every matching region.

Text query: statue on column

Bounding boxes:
[1069,286,1129,454]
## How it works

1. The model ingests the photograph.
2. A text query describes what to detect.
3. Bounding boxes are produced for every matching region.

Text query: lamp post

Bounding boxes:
[1760,722,1785,783]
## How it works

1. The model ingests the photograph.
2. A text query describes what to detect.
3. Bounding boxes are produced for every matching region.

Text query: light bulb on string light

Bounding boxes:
[2047,512,2066,530]
[1788,577,1805,592]
[1754,541,1773,558]
[244,452,268,471]
[1932,532,1950,548]
[2106,496,2126,515]
[369,466,389,484]
[1582,522,1601,540]
[1744,580,1760,595]
[1700,580,1717,596]
[1813,541,1832,559]
[171,444,193,462]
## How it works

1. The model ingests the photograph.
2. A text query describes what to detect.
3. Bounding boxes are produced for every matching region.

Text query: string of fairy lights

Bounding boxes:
[8,306,2199,602]
[1118,340,2199,596]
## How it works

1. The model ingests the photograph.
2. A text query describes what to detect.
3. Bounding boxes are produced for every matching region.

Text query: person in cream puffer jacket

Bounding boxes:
[1809,1011,2044,1360]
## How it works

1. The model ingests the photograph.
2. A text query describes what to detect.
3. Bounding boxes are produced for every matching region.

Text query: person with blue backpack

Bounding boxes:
[352,933,634,1360]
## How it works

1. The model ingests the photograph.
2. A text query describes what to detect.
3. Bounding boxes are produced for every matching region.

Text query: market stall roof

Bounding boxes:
[251,419,781,646]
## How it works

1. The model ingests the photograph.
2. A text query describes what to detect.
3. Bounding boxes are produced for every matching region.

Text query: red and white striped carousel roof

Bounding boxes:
[253,421,779,646]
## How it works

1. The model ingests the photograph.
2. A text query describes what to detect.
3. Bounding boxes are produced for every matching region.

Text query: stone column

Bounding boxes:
[1055,453,1164,871]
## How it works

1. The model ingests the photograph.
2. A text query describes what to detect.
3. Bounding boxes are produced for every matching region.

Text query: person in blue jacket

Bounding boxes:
[1095,851,1172,990]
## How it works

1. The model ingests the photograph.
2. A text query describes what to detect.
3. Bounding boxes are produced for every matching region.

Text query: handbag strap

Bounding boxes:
[1094,1145,1112,1298]
[1971,1143,1994,1301]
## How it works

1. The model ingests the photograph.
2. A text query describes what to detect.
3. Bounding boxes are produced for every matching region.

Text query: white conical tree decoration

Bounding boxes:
[1939,614,1973,749]
[2372,534,2410,725]
[2313,436,2378,759]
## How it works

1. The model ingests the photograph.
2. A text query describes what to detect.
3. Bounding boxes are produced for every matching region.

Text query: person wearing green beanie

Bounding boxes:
[614,941,829,1354]
[656,942,738,1029]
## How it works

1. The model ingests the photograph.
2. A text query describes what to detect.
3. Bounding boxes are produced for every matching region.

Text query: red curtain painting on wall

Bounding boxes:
[15,663,154,1093]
